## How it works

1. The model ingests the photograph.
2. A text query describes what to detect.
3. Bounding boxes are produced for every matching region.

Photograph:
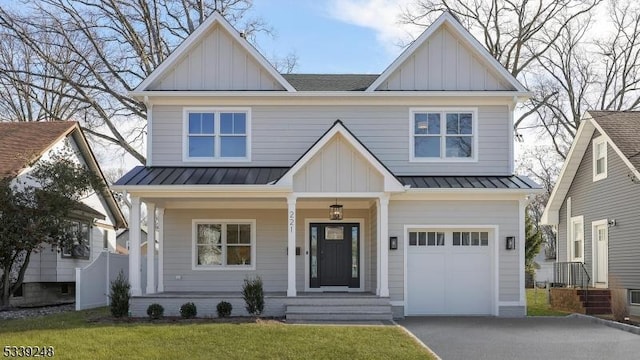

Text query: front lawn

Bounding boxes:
[526,288,569,316]
[0,308,433,360]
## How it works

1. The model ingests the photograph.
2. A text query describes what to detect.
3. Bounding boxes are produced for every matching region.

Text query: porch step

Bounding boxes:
[585,307,613,315]
[285,296,392,322]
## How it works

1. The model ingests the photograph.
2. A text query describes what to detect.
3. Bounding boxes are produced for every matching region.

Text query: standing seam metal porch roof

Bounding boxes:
[114,166,540,190]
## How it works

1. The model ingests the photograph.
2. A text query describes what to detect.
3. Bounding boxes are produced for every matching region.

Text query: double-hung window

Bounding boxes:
[592,136,607,181]
[62,220,90,260]
[570,216,584,262]
[411,109,476,161]
[185,109,250,161]
[193,220,256,270]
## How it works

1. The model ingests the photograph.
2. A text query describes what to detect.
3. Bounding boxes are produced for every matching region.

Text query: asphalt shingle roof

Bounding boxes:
[589,111,640,171]
[282,74,379,91]
[0,121,76,178]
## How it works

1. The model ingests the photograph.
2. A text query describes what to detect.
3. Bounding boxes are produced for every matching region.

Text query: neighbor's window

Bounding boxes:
[412,109,475,160]
[570,216,584,262]
[62,220,90,260]
[630,290,640,305]
[194,220,255,269]
[593,136,607,181]
[185,109,249,160]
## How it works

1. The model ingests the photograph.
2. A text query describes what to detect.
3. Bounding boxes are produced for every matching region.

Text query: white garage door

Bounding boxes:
[407,229,494,315]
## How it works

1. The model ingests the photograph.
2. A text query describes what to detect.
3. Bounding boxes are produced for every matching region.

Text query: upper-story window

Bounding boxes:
[410,108,477,162]
[592,136,607,181]
[184,108,250,161]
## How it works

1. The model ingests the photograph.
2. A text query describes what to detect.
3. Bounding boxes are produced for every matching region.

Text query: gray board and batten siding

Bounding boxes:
[151,105,512,176]
[558,130,640,291]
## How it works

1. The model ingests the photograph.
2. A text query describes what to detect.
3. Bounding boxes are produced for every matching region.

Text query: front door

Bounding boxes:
[594,223,609,286]
[309,223,360,288]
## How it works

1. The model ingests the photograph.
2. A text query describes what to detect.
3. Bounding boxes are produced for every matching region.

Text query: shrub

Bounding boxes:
[180,302,197,319]
[216,301,233,318]
[147,303,164,320]
[242,276,264,317]
[109,270,130,318]
[610,276,630,322]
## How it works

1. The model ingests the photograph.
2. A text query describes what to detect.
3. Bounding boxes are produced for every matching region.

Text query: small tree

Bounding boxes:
[0,147,104,309]
[110,270,130,318]
[525,211,544,278]
[242,276,264,317]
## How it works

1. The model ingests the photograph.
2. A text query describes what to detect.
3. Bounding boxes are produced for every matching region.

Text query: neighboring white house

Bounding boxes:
[113,11,541,319]
[542,111,640,316]
[0,121,127,307]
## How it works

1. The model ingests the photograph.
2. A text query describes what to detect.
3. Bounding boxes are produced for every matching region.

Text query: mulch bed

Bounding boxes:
[88,316,285,324]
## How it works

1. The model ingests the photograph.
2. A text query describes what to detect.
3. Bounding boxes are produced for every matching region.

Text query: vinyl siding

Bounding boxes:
[558,133,640,289]
[162,208,374,292]
[377,26,510,91]
[149,24,284,91]
[388,200,521,303]
[151,104,511,175]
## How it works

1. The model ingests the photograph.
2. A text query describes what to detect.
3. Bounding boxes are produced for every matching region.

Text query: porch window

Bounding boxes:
[61,220,90,259]
[570,216,584,262]
[184,109,250,161]
[193,220,256,270]
[592,136,607,181]
[410,108,477,161]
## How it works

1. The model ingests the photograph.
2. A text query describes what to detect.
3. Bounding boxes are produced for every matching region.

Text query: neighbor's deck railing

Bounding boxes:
[553,261,591,305]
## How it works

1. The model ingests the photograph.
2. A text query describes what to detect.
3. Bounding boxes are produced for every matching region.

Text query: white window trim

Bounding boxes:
[409,107,479,163]
[182,107,252,162]
[570,215,584,262]
[192,219,257,271]
[630,290,640,305]
[592,136,607,181]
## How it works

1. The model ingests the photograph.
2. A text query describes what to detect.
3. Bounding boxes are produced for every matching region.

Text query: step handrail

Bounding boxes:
[553,261,591,306]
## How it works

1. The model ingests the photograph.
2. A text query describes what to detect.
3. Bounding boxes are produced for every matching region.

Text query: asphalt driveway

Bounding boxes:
[398,316,640,360]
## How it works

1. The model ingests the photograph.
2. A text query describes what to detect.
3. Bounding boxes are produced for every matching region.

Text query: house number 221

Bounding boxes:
[289,211,295,232]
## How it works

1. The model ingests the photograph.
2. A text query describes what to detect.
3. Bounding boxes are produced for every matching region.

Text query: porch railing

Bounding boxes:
[553,261,591,305]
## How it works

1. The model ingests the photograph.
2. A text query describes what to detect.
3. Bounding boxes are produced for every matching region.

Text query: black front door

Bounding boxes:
[310,223,360,288]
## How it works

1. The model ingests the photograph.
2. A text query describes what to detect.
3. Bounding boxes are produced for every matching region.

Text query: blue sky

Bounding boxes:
[251,0,419,74]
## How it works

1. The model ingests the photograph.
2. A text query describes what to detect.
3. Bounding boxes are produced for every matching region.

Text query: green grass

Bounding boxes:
[526,288,569,316]
[0,308,433,360]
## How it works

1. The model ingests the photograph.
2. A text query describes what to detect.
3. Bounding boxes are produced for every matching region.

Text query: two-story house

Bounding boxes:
[542,111,640,316]
[113,11,540,320]
[0,121,126,306]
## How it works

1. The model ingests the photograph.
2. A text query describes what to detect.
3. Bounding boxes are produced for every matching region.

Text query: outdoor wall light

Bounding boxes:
[506,236,516,250]
[389,236,398,250]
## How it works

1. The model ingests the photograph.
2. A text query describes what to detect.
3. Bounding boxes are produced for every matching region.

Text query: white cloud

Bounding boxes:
[327,0,424,54]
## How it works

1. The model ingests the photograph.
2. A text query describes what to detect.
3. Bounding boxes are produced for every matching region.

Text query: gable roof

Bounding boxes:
[0,121,127,229]
[0,121,77,178]
[134,11,295,92]
[275,120,406,192]
[282,74,379,91]
[541,111,640,225]
[366,12,526,92]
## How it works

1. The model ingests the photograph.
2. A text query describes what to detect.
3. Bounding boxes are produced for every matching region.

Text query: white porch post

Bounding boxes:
[379,194,390,298]
[157,207,165,293]
[146,202,156,294]
[129,196,142,296]
[287,195,297,297]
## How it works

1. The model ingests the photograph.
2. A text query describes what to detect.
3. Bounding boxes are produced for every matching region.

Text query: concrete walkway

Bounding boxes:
[398,316,640,360]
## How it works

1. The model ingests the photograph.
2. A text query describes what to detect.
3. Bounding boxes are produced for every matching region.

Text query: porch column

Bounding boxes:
[146,202,156,294]
[379,194,390,297]
[287,195,297,297]
[129,196,142,296]
[157,207,165,293]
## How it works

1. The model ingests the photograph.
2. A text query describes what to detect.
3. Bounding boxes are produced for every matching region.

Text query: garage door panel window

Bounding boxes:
[453,232,489,247]
[409,231,444,246]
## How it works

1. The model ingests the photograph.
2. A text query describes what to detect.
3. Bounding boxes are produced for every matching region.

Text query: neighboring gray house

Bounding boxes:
[0,121,127,306]
[113,11,541,319]
[116,228,158,255]
[542,111,640,316]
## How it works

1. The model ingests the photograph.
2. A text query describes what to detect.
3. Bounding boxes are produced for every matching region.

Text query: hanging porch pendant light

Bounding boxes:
[329,198,343,221]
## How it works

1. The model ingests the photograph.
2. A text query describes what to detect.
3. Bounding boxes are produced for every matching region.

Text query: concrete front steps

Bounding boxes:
[285,295,392,322]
